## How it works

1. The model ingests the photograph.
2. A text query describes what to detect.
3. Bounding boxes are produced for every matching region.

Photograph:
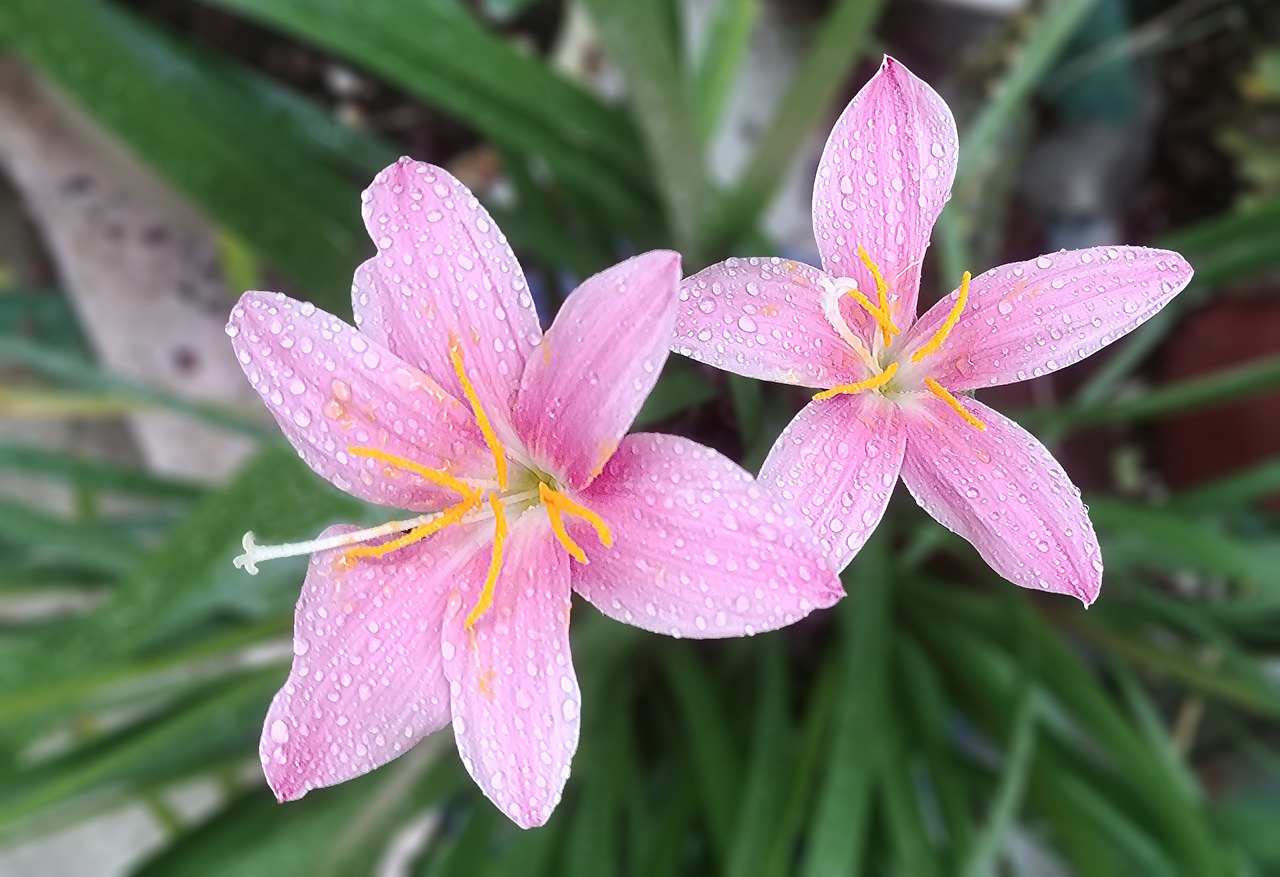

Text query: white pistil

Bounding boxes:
[234,488,540,574]
[819,276,877,371]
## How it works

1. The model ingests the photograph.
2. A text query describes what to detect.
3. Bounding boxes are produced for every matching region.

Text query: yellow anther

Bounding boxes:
[465,494,508,629]
[924,377,986,431]
[813,362,899,401]
[539,482,612,564]
[449,334,508,490]
[857,245,892,325]
[843,285,900,345]
[543,498,586,564]
[912,271,971,364]
[348,445,479,504]
[344,496,476,564]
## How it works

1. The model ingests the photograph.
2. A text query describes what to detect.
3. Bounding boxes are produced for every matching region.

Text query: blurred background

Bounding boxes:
[0,0,1278,874]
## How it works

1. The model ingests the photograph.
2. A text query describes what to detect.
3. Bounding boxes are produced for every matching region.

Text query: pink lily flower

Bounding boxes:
[227,158,842,828]
[673,58,1193,605]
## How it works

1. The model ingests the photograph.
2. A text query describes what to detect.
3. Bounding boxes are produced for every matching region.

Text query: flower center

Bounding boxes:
[817,249,985,431]
[232,341,613,630]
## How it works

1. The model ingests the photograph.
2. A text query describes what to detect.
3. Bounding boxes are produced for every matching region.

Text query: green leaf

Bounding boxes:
[1090,498,1280,585]
[1168,458,1280,513]
[0,336,269,439]
[0,441,204,502]
[418,807,500,877]
[0,497,141,576]
[138,743,457,877]
[200,0,658,231]
[563,677,631,877]
[727,375,763,444]
[0,671,277,829]
[0,0,385,308]
[1040,357,1280,434]
[0,289,85,356]
[707,0,885,255]
[691,0,762,142]
[955,0,1102,184]
[0,446,362,698]
[960,691,1038,877]
[726,639,790,877]
[801,530,892,877]
[881,732,941,877]
[658,642,741,860]
[581,0,710,256]
[894,637,975,860]
[633,364,719,428]
[1072,195,1280,408]
[1161,193,1280,291]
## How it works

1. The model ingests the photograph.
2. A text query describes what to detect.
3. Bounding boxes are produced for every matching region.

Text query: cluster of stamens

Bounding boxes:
[814,246,985,432]
[234,335,613,630]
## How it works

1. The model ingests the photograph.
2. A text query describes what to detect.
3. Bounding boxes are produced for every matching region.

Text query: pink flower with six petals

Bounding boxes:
[228,158,842,828]
[674,58,1193,605]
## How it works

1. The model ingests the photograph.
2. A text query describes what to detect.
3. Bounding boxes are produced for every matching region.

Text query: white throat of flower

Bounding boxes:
[813,248,986,431]
[233,335,613,632]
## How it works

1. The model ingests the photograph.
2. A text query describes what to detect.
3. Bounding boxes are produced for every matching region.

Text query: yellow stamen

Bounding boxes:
[924,377,986,431]
[343,496,476,564]
[449,334,508,490]
[543,496,585,563]
[843,285,900,345]
[539,482,612,563]
[911,271,971,364]
[813,362,899,401]
[348,445,479,504]
[858,246,894,344]
[465,494,508,629]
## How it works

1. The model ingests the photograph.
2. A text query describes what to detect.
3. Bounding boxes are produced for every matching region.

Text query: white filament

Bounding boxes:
[234,488,540,574]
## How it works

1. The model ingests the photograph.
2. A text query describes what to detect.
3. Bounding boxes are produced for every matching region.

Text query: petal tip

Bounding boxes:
[634,248,682,279]
[260,747,308,803]
[1167,250,1195,285]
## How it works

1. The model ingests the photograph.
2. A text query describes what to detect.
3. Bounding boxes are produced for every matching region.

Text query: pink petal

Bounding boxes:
[760,393,906,571]
[812,56,958,326]
[573,433,844,638]
[440,516,578,829]
[908,247,1194,391]
[674,257,867,387]
[228,291,488,510]
[899,395,1101,604]
[260,524,477,801]
[355,158,541,429]
[513,251,680,490]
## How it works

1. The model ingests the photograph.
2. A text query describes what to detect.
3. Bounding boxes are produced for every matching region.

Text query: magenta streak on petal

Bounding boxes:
[260,524,481,801]
[513,251,680,491]
[674,257,867,388]
[228,291,489,510]
[900,394,1102,605]
[906,247,1195,392]
[812,55,958,327]
[761,393,907,572]
[572,433,844,639]
[440,515,578,829]
[355,158,541,442]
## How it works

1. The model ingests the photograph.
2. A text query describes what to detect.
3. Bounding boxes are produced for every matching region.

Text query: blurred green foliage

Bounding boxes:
[0,0,1279,874]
